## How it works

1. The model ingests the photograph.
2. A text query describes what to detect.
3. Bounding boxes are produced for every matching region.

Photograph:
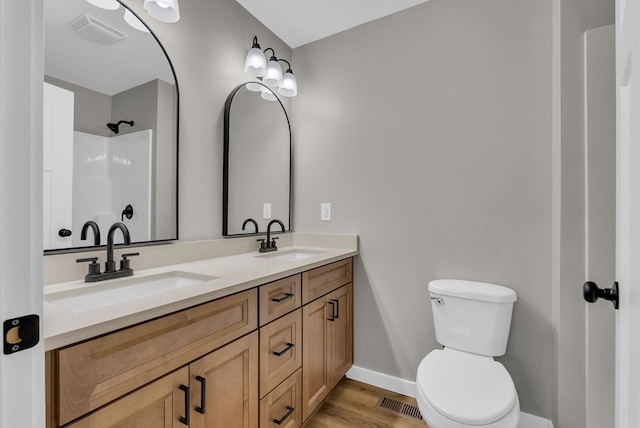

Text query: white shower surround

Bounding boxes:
[72,130,152,245]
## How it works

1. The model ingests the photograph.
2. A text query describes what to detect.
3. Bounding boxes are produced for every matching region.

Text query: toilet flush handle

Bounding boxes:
[430,297,444,304]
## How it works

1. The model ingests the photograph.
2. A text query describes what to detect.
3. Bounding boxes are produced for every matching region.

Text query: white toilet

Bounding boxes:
[416,279,520,428]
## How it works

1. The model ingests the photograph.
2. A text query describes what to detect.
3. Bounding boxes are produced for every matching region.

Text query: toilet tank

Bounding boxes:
[428,279,517,357]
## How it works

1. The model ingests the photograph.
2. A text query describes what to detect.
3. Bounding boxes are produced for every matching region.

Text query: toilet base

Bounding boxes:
[416,377,520,428]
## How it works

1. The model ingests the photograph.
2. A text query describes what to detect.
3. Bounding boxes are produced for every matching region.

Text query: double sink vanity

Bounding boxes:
[44,234,357,428]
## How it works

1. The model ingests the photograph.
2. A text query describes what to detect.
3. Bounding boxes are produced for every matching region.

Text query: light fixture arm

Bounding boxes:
[251,36,260,48]
[277,58,293,72]
[263,47,277,60]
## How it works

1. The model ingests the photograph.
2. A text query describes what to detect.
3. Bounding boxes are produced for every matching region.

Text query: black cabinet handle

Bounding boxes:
[195,375,206,414]
[179,384,189,425]
[272,293,294,303]
[333,299,340,319]
[272,342,294,357]
[273,406,295,425]
[328,301,335,321]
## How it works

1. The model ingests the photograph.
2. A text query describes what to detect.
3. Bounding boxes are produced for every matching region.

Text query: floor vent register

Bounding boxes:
[375,396,426,424]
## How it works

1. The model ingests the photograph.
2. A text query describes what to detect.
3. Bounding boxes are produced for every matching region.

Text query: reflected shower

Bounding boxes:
[107,120,134,134]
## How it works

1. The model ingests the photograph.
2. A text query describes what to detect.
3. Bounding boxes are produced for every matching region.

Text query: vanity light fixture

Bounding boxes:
[86,0,120,10]
[244,36,298,97]
[143,0,180,23]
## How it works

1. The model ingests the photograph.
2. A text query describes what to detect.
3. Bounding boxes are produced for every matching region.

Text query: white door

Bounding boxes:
[615,0,640,425]
[0,0,45,427]
[43,82,74,250]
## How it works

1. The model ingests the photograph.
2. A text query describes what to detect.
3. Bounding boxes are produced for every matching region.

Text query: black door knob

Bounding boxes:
[583,281,619,309]
[58,228,72,237]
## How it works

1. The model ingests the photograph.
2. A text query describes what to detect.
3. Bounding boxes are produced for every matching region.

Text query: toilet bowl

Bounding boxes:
[416,280,520,428]
[416,348,520,428]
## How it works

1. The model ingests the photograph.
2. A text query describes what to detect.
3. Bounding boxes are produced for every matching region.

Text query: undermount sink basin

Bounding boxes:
[45,271,217,313]
[255,248,327,262]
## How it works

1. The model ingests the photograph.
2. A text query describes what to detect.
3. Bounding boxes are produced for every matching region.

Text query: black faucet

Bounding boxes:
[259,219,285,253]
[106,222,131,272]
[80,221,101,246]
[242,218,259,233]
[77,222,139,282]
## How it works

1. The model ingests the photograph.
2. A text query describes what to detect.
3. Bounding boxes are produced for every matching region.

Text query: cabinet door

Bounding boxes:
[329,283,353,388]
[189,331,258,428]
[67,367,189,428]
[301,295,331,421]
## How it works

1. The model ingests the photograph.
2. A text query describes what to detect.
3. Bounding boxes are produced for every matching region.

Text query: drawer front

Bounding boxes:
[259,309,302,398]
[57,288,257,425]
[259,274,302,326]
[66,366,189,428]
[260,368,302,428]
[302,258,352,304]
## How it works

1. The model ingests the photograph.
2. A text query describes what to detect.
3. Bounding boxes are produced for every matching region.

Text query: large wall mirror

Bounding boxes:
[44,0,179,252]
[223,83,291,236]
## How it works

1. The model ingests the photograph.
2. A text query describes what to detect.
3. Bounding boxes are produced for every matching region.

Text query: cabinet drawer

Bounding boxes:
[260,309,302,398]
[57,289,257,425]
[66,366,189,428]
[259,274,301,326]
[302,258,352,304]
[260,368,302,428]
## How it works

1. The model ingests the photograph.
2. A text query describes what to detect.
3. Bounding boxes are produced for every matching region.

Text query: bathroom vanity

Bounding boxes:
[43,241,355,428]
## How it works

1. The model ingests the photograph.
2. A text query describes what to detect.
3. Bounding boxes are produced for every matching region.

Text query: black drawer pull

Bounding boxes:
[179,384,190,425]
[333,298,340,319]
[273,406,295,425]
[195,375,206,414]
[328,301,335,321]
[272,293,294,303]
[273,342,294,356]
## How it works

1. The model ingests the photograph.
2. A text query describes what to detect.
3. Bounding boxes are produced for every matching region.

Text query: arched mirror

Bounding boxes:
[223,82,291,236]
[43,0,179,252]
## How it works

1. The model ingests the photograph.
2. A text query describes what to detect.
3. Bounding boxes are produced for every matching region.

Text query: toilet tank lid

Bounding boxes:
[428,279,517,303]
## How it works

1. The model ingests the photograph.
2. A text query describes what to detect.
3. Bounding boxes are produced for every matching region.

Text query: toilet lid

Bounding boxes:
[417,349,517,425]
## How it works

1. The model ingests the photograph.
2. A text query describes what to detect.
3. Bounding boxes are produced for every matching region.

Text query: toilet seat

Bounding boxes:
[417,348,517,426]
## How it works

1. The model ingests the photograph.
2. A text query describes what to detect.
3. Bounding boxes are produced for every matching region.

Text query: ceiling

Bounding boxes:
[234,0,432,49]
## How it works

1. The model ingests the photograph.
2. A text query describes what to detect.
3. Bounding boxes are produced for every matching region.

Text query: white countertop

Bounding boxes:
[44,243,357,351]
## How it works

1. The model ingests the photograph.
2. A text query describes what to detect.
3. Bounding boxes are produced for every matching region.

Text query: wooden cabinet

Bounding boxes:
[301,283,353,421]
[56,289,256,425]
[66,367,189,428]
[67,332,259,428]
[189,332,258,428]
[46,256,354,428]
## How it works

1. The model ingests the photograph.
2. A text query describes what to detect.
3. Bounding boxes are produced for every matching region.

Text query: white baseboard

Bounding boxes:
[345,365,554,428]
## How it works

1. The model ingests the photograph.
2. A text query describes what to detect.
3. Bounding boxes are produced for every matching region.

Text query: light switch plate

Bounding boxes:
[263,203,272,219]
[321,203,331,221]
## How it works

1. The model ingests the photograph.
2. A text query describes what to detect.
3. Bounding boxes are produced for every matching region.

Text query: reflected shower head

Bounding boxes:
[107,120,134,134]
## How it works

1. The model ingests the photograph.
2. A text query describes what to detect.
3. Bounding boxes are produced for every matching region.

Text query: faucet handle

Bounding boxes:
[119,252,139,271]
[271,236,279,249]
[77,257,101,276]
[256,238,266,250]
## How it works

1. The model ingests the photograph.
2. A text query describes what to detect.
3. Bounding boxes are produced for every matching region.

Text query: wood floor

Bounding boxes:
[303,379,427,428]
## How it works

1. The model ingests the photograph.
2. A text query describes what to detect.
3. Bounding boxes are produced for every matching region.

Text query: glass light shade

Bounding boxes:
[278,70,297,97]
[86,0,120,10]
[245,82,264,92]
[263,59,283,87]
[144,0,180,23]
[124,10,150,33]
[244,48,267,77]
[261,88,277,102]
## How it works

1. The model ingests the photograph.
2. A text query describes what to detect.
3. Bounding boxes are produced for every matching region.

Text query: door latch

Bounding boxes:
[3,314,40,355]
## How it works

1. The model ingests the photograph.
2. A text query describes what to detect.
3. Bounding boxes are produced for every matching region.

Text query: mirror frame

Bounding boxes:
[43,1,180,254]
[222,82,292,237]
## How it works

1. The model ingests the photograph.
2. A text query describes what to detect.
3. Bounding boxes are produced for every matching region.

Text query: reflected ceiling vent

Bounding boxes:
[68,14,128,45]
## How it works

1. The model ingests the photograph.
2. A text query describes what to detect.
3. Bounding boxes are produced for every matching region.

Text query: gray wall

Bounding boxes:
[121,0,292,241]
[292,0,555,418]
